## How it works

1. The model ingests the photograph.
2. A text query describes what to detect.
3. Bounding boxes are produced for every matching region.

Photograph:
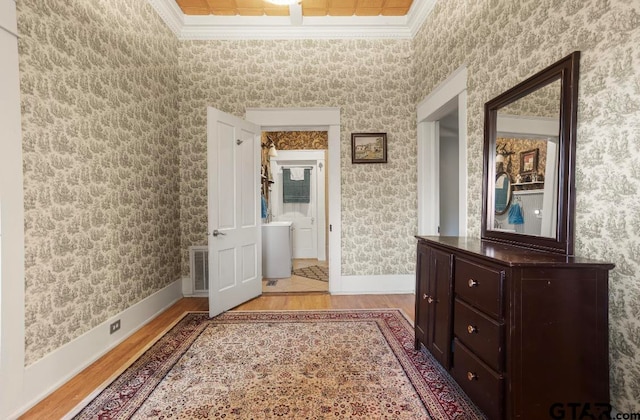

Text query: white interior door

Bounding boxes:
[270,160,318,259]
[292,208,317,259]
[208,108,261,318]
[287,169,317,259]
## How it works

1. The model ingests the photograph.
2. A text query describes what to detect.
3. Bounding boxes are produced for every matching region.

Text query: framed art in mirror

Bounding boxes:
[481,51,580,255]
[519,149,539,175]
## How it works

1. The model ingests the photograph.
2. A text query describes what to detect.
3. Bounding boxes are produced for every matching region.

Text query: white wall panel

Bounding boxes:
[0,1,27,417]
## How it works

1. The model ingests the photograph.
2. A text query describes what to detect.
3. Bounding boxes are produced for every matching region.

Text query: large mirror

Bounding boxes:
[481,52,580,255]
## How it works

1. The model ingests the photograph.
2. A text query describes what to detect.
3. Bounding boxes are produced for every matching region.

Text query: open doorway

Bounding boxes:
[246,107,341,294]
[438,109,460,235]
[261,134,328,294]
[417,67,468,237]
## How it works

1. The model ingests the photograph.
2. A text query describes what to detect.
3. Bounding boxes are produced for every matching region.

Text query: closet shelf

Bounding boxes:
[512,181,544,185]
[513,189,544,195]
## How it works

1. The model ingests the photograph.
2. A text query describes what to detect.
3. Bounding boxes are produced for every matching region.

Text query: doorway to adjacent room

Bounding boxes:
[246,107,340,295]
[264,144,328,294]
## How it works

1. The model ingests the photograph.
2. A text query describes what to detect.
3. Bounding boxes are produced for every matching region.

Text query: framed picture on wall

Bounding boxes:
[351,133,387,164]
[520,148,539,175]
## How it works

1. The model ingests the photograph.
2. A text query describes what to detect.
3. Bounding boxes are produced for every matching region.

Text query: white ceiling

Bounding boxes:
[148,0,437,40]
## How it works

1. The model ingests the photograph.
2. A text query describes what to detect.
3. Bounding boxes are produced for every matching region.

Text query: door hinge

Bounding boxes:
[329,224,332,232]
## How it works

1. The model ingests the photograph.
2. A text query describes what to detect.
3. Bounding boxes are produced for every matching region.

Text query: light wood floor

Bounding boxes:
[20,294,415,419]
[262,258,329,293]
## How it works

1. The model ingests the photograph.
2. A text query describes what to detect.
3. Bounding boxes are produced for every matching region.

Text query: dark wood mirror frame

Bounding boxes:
[481,51,580,255]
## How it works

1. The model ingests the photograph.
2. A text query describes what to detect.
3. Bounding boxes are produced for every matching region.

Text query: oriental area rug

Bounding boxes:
[71,310,484,419]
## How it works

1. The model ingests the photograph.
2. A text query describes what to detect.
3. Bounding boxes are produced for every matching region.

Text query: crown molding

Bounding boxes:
[407,0,437,37]
[148,0,183,37]
[179,16,412,40]
[148,0,436,40]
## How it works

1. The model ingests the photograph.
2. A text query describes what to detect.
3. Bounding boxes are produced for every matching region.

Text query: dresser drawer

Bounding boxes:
[454,299,504,371]
[452,339,504,420]
[455,257,504,318]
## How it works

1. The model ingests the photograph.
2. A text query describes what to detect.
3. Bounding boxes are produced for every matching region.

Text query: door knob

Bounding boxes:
[427,296,434,304]
[212,229,226,237]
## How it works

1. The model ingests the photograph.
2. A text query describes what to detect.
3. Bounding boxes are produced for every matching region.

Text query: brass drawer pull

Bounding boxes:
[467,371,478,381]
[427,296,434,304]
[467,325,478,334]
[468,279,478,287]
[423,293,428,300]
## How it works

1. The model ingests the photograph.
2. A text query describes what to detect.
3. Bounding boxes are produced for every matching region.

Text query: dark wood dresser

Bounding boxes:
[415,236,614,420]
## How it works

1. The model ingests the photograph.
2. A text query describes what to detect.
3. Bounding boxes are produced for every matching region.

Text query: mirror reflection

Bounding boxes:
[488,79,561,238]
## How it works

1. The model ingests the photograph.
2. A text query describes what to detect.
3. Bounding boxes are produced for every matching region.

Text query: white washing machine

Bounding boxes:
[262,221,293,278]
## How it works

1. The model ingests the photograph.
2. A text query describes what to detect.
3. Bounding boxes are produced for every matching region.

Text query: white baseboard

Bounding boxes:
[183,291,208,297]
[330,274,415,295]
[181,275,209,297]
[11,279,183,419]
[182,275,193,295]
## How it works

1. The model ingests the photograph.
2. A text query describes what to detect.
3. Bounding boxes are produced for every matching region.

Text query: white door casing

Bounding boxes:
[208,108,262,317]
[0,2,27,417]
[244,108,339,291]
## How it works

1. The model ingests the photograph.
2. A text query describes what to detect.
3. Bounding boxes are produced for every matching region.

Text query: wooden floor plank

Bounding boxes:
[19,294,414,419]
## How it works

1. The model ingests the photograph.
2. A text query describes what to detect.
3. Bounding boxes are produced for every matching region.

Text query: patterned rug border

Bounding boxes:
[229,308,415,326]
[69,309,484,419]
[63,311,197,420]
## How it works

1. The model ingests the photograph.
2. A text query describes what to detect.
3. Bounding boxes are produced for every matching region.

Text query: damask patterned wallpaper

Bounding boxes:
[17,0,181,365]
[265,131,328,151]
[178,39,417,277]
[413,0,640,411]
